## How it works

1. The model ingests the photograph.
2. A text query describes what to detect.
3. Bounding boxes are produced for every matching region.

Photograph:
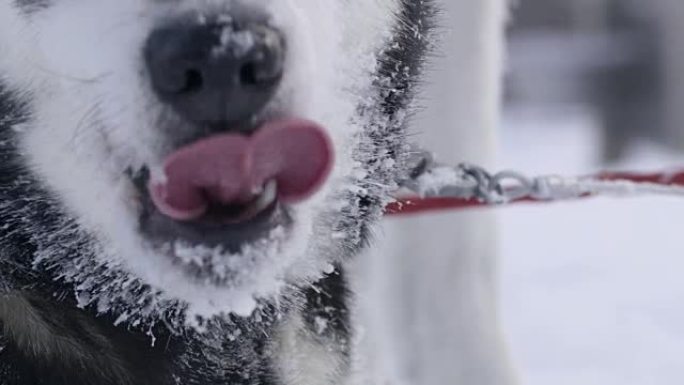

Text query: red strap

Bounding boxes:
[385,196,542,216]
[385,170,684,216]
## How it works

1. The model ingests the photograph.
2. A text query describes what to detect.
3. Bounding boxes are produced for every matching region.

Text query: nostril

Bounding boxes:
[182,69,204,93]
[239,51,284,88]
[240,62,260,86]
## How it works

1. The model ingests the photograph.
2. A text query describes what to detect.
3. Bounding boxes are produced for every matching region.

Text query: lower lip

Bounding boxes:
[140,188,291,254]
[200,198,280,226]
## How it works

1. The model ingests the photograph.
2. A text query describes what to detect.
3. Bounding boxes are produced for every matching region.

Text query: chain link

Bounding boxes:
[402,150,539,203]
[400,149,684,204]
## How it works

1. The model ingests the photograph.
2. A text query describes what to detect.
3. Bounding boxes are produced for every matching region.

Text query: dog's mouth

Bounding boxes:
[132,118,334,279]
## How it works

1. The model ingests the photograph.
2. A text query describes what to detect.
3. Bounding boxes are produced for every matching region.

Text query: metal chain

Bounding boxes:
[400,149,684,204]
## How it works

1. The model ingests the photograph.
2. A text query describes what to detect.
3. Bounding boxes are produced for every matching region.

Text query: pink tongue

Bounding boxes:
[148,118,334,221]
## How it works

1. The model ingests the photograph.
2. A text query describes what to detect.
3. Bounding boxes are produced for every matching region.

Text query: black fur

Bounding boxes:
[337,0,436,252]
[0,1,434,383]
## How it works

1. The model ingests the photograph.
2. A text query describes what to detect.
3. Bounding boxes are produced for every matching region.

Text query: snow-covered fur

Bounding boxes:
[0,0,434,384]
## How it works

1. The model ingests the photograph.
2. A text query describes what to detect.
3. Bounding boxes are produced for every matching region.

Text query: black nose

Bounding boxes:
[145,15,285,126]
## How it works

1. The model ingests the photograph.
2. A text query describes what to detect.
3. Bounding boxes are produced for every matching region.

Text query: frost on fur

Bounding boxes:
[0,0,435,334]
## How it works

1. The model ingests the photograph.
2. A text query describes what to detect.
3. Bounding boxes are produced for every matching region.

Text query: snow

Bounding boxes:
[500,105,684,385]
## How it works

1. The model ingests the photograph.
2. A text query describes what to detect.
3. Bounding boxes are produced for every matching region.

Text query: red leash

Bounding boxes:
[386,169,684,216]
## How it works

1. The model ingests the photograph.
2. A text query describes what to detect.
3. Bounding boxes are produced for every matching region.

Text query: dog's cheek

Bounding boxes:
[0,3,45,92]
[266,0,341,118]
[264,1,354,190]
[342,0,401,58]
[32,1,166,166]
[14,1,159,262]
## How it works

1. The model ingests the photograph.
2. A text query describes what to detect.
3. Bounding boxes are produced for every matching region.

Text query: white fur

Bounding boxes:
[0,0,398,318]
[275,315,346,385]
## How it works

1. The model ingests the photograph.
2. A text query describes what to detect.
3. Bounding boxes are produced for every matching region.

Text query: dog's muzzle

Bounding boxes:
[135,8,334,258]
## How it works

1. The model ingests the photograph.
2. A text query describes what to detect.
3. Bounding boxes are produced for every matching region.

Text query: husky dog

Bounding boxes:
[0,0,433,383]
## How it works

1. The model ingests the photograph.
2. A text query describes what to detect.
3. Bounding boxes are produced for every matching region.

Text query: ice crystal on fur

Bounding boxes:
[0,0,435,334]
[169,226,287,290]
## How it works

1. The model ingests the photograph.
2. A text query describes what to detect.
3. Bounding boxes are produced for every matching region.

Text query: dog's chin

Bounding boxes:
[135,173,296,287]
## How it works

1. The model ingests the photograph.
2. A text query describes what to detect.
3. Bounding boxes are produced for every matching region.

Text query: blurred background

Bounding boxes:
[501,1,684,384]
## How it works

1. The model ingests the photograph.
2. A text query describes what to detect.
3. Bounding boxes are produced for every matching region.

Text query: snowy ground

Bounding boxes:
[500,106,684,385]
